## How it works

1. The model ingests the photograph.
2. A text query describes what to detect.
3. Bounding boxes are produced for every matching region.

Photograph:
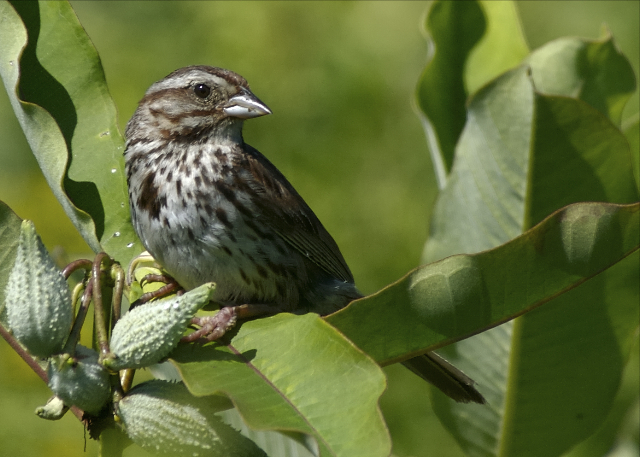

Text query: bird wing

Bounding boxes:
[239,144,355,283]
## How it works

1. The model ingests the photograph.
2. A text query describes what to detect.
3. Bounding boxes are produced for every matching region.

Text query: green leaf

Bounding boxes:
[623,115,640,193]
[0,1,142,266]
[416,0,485,186]
[526,94,638,227]
[423,65,638,262]
[433,254,638,457]
[413,37,638,457]
[526,33,637,127]
[171,313,390,457]
[424,66,534,259]
[416,0,529,187]
[465,1,529,95]
[0,201,22,326]
[219,408,321,457]
[560,335,639,457]
[327,201,639,365]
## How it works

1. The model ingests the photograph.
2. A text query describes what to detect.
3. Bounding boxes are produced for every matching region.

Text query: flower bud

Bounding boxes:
[4,220,72,358]
[106,283,215,371]
[118,380,265,457]
[47,345,111,415]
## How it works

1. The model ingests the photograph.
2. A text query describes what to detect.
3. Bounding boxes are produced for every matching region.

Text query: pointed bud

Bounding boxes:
[106,283,215,370]
[47,345,111,415]
[118,380,265,457]
[4,220,72,358]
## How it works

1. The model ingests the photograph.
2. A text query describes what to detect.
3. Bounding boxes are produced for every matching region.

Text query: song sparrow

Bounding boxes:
[124,66,484,404]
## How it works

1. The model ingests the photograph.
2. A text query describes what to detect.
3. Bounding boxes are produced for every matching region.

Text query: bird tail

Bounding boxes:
[402,352,486,404]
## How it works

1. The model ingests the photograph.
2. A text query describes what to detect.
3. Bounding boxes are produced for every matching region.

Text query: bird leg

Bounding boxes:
[130,274,182,310]
[181,304,277,343]
[140,273,176,287]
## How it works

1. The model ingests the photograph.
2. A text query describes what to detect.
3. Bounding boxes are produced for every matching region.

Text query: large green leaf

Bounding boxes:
[0,1,142,266]
[526,33,636,127]
[431,255,638,457]
[415,0,485,186]
[465,1,529,95]
[424,67,534,258]
[415,25,638,457]
[423,65,638,261]
[624,115,640,192]
[327,201,639,365]
[416,0,528,187]
[171,313,390,457]
[561,335,639,457]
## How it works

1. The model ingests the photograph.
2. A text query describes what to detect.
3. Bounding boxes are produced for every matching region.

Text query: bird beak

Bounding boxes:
[224,89,272,119]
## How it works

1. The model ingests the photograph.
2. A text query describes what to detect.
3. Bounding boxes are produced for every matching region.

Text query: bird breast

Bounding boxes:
[127,141,301,305]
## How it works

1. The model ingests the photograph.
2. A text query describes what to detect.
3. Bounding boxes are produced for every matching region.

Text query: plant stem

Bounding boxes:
[62,259,93,279]
[0,322,48,382]
[111,264,125,330]
[65,279,93,353]
[92,253,112,357]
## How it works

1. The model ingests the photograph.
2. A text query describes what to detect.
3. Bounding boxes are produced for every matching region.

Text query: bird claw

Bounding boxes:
[130,274,183,310]
[179,303,279,343]
[181,307,238,343]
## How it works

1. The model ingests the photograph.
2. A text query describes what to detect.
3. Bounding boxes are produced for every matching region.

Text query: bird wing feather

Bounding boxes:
[241,144,354,283]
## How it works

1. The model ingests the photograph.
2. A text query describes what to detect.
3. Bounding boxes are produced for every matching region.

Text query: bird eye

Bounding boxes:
[193,83,211,99]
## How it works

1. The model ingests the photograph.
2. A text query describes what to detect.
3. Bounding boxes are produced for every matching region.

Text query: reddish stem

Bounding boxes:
[0,322,48,383]
[111,265,125,330]
[65,279,93,353]
[62,259,93,279]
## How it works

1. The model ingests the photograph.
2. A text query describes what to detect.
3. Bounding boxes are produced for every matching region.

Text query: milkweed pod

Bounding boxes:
[106,283,215,371]
[47,345,111,415]
[117,380,265,457]
[4,220,72,358]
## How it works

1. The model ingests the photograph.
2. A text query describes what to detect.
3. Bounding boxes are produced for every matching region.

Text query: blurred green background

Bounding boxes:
[1,2,638,456]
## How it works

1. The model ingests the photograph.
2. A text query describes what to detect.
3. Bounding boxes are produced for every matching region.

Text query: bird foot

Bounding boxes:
[130,274,183,310]
[180,304,277,343]
[181,307,238,343]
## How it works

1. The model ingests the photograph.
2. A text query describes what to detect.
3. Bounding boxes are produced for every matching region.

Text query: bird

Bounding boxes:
[124,65,485,404]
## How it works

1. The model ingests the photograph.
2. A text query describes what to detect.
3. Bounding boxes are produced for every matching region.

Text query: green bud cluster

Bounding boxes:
[4,221,110,414]
[4,220,240,451]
